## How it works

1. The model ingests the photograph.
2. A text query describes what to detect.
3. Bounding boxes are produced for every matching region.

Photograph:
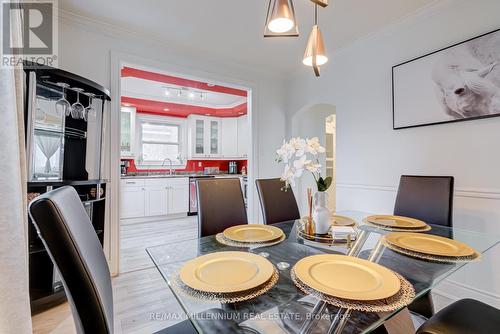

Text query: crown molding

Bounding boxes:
[288,0,453,78]
[56,8,288,79]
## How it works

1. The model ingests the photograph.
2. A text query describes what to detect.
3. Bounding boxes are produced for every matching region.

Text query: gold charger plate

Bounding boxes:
[331,215,356,227]
[294,254,401,301]
[365,215,427,229]
[179,251,274,293]
[223,224,283,243]
[384,232,476,257]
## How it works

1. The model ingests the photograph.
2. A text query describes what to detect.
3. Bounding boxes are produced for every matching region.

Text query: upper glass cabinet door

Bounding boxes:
[195,119,205,155]
[210,120,219,155]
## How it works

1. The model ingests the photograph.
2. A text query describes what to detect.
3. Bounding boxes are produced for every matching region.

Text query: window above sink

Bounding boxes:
[134,114,188,169]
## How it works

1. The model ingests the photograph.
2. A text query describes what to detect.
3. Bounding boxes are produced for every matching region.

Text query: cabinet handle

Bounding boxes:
[126,181,136,184]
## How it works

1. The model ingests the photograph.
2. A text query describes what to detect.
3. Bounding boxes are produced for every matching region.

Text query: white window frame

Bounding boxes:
[134,114,188,169]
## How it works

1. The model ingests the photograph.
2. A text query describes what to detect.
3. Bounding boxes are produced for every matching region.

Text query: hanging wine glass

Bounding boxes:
[83,93,96,122]
[71,88,85,119]
[55,82,71,117]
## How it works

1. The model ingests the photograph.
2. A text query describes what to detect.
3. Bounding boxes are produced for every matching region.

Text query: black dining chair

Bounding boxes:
[29,186,114,334]
[29,186,242,334]
[394,175,454,228]
[416,298,500,334]
[256,178,301,225]
[394,175,454,319]
[196,178,248,237]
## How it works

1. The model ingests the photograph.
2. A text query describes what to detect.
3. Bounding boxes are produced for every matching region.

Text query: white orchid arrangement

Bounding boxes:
[276,137,332,192]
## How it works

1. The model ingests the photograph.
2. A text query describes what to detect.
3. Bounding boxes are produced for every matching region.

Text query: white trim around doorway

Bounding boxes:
[109,51,258,275]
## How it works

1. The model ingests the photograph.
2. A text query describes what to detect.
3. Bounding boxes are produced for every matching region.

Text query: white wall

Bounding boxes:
[56,10,287,272]
[286,0,500,307]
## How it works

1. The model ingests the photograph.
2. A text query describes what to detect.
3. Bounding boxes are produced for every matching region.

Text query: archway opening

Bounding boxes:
[291,104,336,214]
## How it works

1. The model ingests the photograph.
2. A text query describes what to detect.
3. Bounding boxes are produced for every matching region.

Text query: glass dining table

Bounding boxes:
[146,211,500,334]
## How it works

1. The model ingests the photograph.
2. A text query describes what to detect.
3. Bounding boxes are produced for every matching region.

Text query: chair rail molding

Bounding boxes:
[336,183,500,200]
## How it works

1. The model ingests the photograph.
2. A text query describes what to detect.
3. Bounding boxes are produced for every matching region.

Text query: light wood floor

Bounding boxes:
[33,216,198,334]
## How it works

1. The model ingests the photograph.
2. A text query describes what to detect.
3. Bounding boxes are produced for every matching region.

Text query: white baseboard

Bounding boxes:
[120,213,189,225]
[433,279,500,308]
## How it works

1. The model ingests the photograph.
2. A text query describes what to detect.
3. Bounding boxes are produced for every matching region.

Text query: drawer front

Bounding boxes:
[121,179,145,187]
[144,177,189,186]
[166,177,189,186]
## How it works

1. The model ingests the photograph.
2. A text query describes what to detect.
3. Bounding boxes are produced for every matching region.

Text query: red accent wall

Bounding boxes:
[122,96,247,118]
[122,67,248,97]
[122,158,247,174]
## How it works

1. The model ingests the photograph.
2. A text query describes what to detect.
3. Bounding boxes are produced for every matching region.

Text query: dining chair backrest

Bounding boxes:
[196,178,248,237]
[394,175,454,227]
[29,186,113,334]
[255,178,301,225]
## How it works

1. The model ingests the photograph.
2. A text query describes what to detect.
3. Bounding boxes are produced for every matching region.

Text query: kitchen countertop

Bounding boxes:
[121,173,245,179]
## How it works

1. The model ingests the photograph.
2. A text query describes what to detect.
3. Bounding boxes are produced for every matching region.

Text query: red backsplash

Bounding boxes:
[122,158,247,174]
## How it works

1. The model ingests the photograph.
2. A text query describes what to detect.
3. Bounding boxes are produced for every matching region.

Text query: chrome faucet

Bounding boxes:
[161,158,174,175]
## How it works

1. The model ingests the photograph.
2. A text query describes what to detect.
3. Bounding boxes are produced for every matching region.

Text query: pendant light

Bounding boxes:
[311,0,328,8]
[264,0,299,37]
[303,5,328,77]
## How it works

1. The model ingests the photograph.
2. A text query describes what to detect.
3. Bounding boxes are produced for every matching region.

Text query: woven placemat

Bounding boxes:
[291,268,415,312]
[363,220,432,232]
[381,238,481,263]
[169,268,279,303]
[216,233,286,248]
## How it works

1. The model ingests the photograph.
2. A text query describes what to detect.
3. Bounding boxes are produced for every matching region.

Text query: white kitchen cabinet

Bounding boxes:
[120,177,189,219]
[237,115,249,158]
[221,118,238,158]
[120,186,145,219]
[145,185,168,216]
[208,119,222,156]
[188,115,222,158]
[169,181,189,214]
[120,106,136,158]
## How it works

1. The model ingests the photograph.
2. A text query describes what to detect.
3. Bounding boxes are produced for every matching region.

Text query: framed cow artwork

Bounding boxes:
[392,28,500,129]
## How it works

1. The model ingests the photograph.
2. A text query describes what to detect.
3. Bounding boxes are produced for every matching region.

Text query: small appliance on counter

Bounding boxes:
[120,160,130,175]
[228,161,238,174]
[204,167,220,175]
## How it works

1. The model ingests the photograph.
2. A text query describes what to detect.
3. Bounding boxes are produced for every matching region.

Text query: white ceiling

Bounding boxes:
[59,0,437,73]
[121,77,246,108]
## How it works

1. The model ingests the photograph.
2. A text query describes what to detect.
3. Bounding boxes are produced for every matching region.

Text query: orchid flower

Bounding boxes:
[277,137,332,192]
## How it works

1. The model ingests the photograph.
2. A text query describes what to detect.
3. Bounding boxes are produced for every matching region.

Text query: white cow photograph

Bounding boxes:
[392,29,500,129]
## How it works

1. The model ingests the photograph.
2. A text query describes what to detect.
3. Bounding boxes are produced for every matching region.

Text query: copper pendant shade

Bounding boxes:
[264,0,299,37]
[263,0,329,77]
[303,5,328,77]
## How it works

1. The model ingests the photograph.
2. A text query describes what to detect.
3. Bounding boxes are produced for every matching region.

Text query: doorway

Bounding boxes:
[291,104,336,214]
[109,54,254,276]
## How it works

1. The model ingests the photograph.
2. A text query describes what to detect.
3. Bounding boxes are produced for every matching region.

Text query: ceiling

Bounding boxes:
[59,0,437,73]
[121,67,247,118]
